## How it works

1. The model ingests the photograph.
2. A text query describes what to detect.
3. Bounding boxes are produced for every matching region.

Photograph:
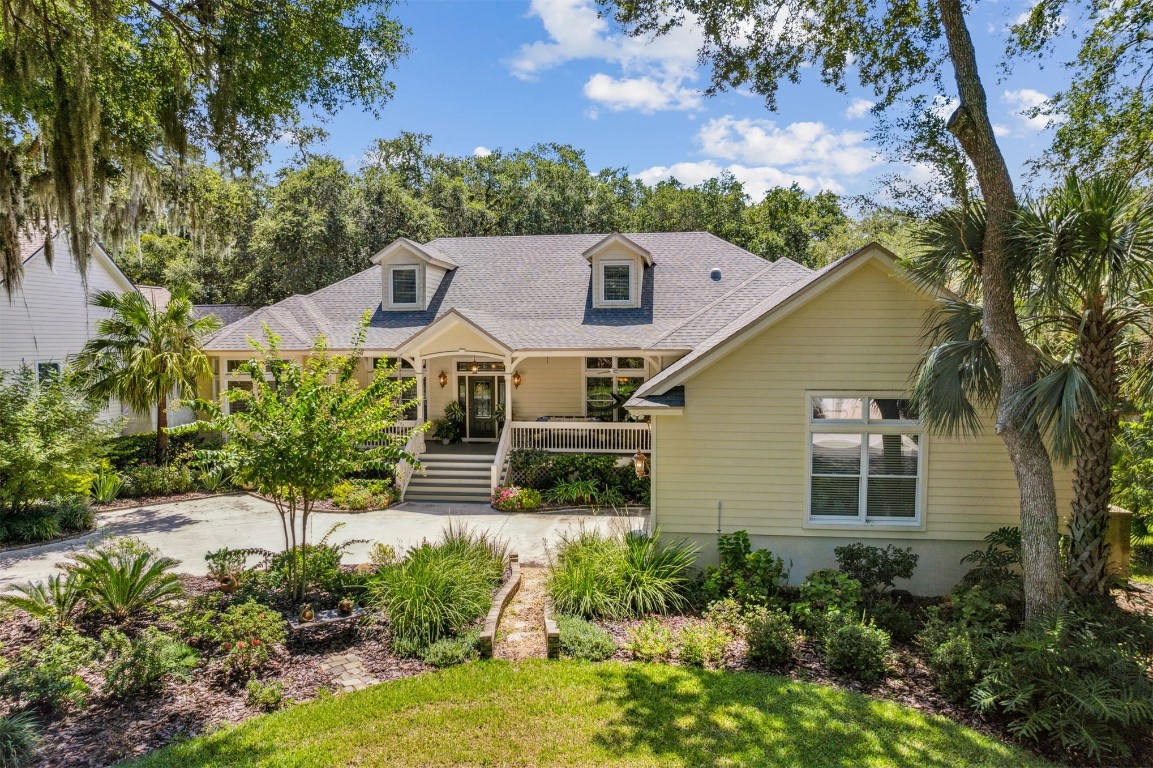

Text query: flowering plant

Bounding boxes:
[490,485,543,512]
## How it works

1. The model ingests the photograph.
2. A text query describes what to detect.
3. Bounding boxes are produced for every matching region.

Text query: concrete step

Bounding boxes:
[420,454,495,464]
[418,463,491,474]
[404,490,492,504]
[406,482,491,494]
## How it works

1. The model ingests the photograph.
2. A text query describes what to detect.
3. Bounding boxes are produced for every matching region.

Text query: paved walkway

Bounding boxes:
[320,652,379,693]
[0,493,647,588]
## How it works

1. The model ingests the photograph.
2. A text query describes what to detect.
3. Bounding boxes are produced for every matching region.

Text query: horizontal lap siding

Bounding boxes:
[652,261,1071,560]
[509,357,583,420]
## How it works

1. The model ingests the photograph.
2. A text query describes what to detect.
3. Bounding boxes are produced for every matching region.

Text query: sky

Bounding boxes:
[268,0,1079,203]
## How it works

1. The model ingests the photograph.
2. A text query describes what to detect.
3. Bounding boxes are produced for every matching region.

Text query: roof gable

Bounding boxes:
[582,233,654,266]
[370,237,458,270]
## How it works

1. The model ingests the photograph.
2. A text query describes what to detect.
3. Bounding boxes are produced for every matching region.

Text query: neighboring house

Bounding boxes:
[201,233,1069,593]
[0,230,153,432]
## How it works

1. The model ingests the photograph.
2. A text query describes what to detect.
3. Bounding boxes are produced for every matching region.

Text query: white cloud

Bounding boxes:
[636,161,842,199]
[1003,88,1051,131]
[473,146,492,158]
[582,73,701,113]
[696,116,878,177]
[845,98,875,119]
[993,123,1013,138]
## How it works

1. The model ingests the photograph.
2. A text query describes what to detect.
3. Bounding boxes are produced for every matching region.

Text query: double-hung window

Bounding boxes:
[390,266,419,307]
[601,261,632,304]
[807,394,923,525]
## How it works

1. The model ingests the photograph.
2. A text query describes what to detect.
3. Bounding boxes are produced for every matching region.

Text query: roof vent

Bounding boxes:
[709,268,722,282]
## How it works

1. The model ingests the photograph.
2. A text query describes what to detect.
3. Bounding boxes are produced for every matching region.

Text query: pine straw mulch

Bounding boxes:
[0,576,430,768]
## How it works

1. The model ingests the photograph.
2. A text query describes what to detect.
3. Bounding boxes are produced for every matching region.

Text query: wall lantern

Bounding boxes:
[470,360,479,374]
[632,451,649,479]
[512,372,522,389]
[438,371,448,388]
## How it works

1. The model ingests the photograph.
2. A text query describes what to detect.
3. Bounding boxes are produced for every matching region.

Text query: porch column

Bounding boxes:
[412,353,425,423]
[504,355,514,424]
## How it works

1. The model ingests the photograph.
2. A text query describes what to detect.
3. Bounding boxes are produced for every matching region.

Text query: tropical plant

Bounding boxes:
[67,543,183,622]
[74,287,221,461]
[0,711,40,768]
[181,317,422,601]
[0,573,84,629]
[545,478,599,506]
[90,471,124,504]
[100,628,199,699]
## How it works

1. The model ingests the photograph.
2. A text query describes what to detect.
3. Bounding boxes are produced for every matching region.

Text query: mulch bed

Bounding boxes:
[0,576,430,768]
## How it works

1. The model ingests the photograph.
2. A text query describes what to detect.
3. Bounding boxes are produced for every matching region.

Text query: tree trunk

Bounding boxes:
[938,0,1064,617]
[157,391,169,463]
[1068,318,1119,595]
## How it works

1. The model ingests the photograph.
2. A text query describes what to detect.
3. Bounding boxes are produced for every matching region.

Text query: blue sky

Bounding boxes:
[271,0,1077,203]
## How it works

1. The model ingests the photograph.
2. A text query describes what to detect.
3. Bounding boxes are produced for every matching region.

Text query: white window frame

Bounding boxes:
[388,265,421,308]
[600,260,633,305]
[35,360,61,384]
[584,357,647,421]
[804,391,926,529]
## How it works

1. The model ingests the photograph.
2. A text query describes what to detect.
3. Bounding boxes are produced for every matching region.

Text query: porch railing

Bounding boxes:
[394,425,427,501]
[490,420,514,490]
[507,421,650,454]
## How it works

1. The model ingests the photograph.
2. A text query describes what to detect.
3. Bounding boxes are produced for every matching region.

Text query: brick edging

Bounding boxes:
[478,553,521,658]
[543,596,560,659]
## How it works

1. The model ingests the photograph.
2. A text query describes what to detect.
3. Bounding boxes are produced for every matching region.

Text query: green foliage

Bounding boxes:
[55,496,94,532]
[372,525,507,645]
[420,632,480,668]
[676,619,730,669]
[0,710,40,768]
[104,433,209,471]
[975,604,1153,761]
[197,467,230,494]
[177,599,286,677]
[508,450,649,505]
[0,628,98,712]
[331,479,394,511]
[701,598,746,637]
[555,615,617,661]
[119,461,197,498]
[100,628,199,700]
[245,679,286,712]
[489,485,543,512]
[1114,411,1153,562]
[90,471,123,504]
[546,479,600,506]
[743,604,798,668]
[864,598,921,643]
[833,544,919,595]
[0,367,115,520]
[547,527,697,619]
[67,540,183,622]
[1,507,59,545]
[824,620,891,682]
[368,543,398,570]
[702,531,788,605]
[204,548,252,581]
[0,573,83,630]
[959,527,1025,612]
[950,583,1017,634]
[918,614,986,705]
[625,618,676,663]
[791,570,863,636]
[186,319,421,601]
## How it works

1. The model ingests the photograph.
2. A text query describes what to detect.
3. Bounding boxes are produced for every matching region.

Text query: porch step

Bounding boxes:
[404,451,495,504]
[404,490,492,504]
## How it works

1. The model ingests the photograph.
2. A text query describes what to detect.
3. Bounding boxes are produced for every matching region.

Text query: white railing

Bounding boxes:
[395,426,427,501]
[507,421,650,454]
[490,420,514,490]
[363,420,420,448]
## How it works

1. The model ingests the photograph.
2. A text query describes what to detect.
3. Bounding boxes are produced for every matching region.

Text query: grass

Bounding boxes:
[126,660,1052,768]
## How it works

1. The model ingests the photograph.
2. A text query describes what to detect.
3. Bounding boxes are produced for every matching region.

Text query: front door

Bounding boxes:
[467,376,497,439]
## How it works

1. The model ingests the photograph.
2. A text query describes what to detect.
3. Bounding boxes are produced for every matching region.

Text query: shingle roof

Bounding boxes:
[204,232,783,352]
[192,304,257,326]
[627,386,685,410]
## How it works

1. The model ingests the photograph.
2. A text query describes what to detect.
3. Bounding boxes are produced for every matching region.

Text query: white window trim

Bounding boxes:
[803,391,927,530]
[388,264,421,308]
[599,260,634,305]
[584,357,648,421]
[34,360,62,384]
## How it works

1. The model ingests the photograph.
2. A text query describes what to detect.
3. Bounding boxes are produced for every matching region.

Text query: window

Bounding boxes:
[390,266,419,306]
[455,361,506,373]
[36,362,61,384]
[227,380,253,414]
[584,357,647,421]
[808,394,923,525]
[601,262,632,303]
[374,357,418,420]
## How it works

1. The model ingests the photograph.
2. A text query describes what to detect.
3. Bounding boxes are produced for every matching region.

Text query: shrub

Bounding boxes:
[927,628,985,704]
[204,548,252,581]
[67,541,183,621]
[90,471,123,504]
[625,617,675,663]
[0,711,40,768]
[245,679,286,712]
[331,479,393,510]
[0,628,98,712]
[420,632,480,668]
[105,432,207,470]
[547,527,697,619]
[824,619,891,682]
[490,485,543,512]
[702,598,745,637]
[702,530,788,605]
[834,543,918,596]
[951,583,1015,634]
[0,573,83,630]
[743,604,798,668]
[546,478,600,506]
[389,635,425,659]
[974,604,1153,762]
[791,569,863,636]
[556,615,616,661]
[3,507,60,545]
[100,628,199,699]
[676,619,729,669]
[372,525,507,645]
[54,495,94,532]
[865,598,921,643]
[120,461,196,498]
[959,527,1024,612]
[368,542,397,570]
[178,599,286,676]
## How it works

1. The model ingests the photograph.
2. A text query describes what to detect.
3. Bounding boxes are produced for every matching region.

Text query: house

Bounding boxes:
[201,232,1066,593]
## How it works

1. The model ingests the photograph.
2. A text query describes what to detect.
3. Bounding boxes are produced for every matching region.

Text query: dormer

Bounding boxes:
[583,233,653,310]
[370,238,457,311]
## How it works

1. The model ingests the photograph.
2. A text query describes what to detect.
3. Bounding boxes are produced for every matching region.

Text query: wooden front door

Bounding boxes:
[467,376,497,439]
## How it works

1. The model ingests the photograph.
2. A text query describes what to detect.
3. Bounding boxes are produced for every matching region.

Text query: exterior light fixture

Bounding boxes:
[438,371,448,388]
[470,360,479,374]
[512,372,522,389]
[632,451,649,479]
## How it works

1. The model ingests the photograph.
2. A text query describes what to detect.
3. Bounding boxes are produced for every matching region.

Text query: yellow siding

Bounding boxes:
[650,258,1071,593]
[508,357,584,420]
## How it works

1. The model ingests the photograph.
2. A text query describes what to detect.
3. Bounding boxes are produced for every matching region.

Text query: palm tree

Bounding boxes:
[76,287,221,461]
[909,173,1153,596]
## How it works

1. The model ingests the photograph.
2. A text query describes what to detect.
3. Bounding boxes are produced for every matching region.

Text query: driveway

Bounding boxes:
[0,494,648,588]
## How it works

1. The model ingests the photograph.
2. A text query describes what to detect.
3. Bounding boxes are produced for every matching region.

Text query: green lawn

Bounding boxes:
[128,660,1051,768]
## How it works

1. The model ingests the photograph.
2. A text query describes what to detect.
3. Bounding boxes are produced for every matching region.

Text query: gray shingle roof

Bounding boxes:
[204,232,786,352]
[192,304,257,326]
[627,386,685,410]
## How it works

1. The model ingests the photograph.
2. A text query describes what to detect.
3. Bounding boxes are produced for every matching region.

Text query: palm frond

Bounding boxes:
[1007,359,1100,460]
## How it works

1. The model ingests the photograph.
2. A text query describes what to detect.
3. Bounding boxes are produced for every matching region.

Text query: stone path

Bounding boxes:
[494,566,548,660]
[319,652,379,693]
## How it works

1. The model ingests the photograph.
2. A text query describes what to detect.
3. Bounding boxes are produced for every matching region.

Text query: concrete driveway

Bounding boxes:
[0,494,648,588]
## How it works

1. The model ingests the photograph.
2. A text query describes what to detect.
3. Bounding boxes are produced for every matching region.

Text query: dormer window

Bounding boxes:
[390,266,419,307]
[601,262,633,304]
